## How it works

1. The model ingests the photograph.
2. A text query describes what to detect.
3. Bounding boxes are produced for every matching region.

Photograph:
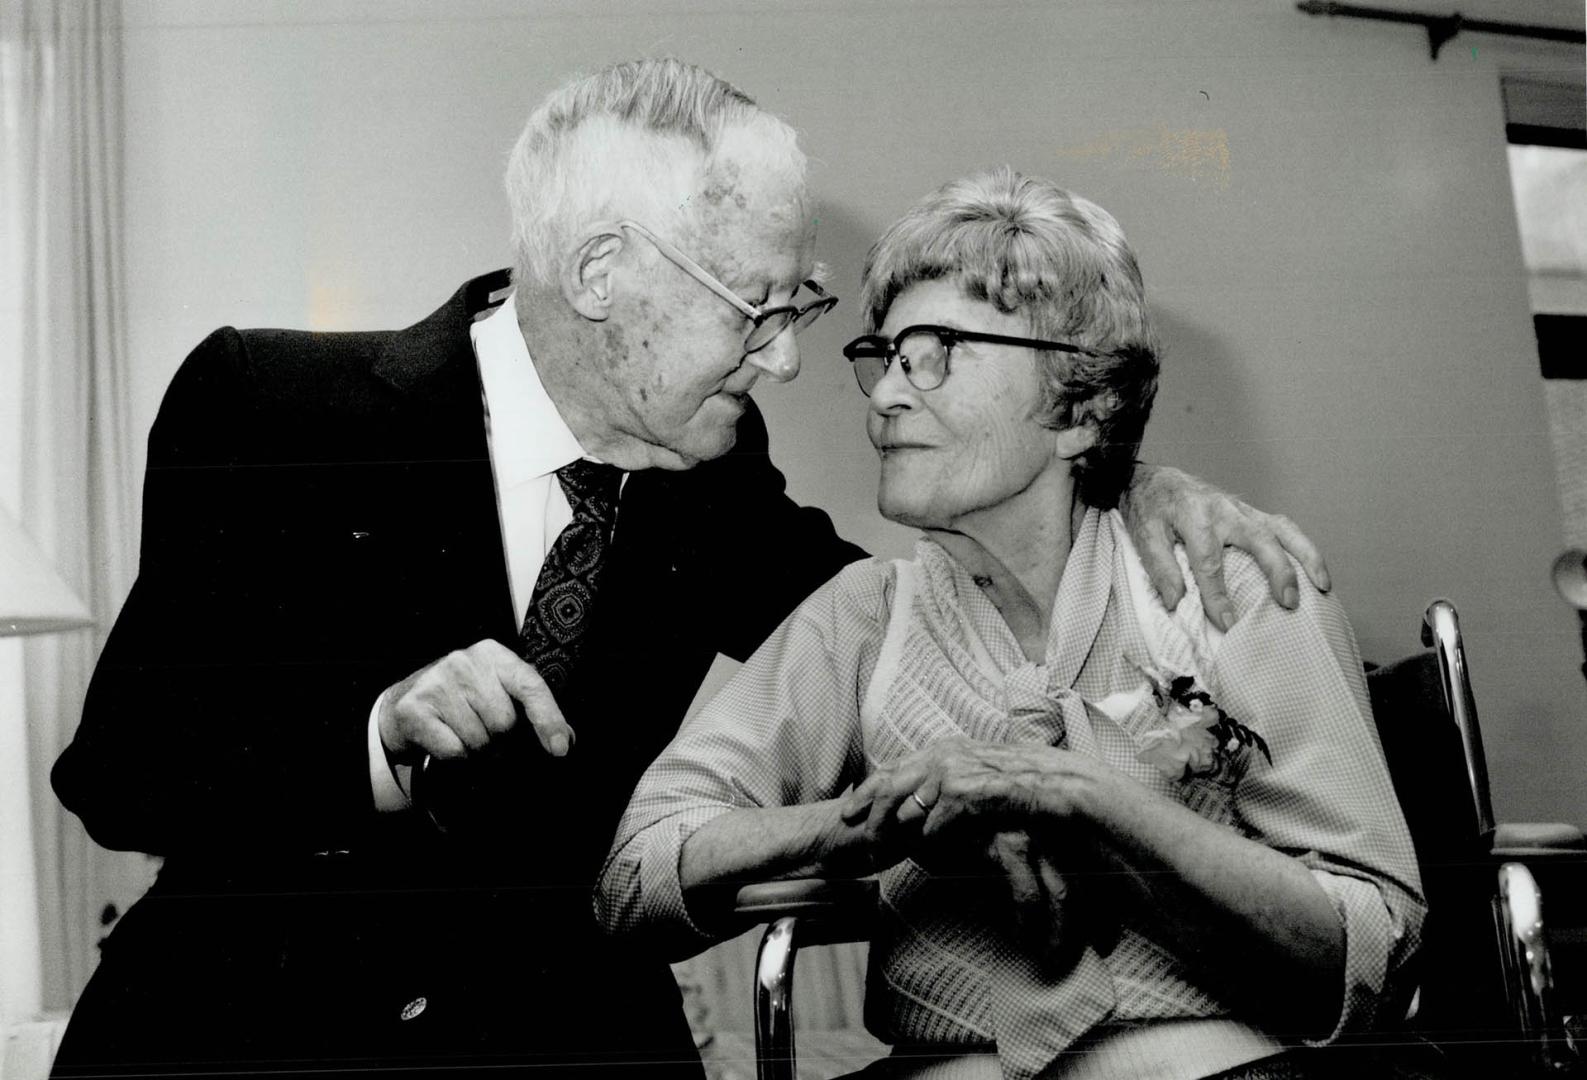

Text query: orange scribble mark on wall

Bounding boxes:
[1055,124,1230,189]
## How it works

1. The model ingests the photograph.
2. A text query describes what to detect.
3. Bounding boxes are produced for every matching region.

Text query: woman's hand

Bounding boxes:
[838,738,1104,889]
[841,737,1097,844]
[842,740,1117,966]
[988,829,1088,970]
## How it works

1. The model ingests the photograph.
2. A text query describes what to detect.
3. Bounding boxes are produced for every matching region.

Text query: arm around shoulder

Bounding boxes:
[704,403,869,661]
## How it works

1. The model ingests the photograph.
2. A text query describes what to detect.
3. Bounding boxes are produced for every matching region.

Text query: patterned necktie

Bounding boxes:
[517,459,624,692]
[410,460,621,830]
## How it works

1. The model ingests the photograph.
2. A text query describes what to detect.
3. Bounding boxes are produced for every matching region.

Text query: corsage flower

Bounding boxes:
[1094,659,1271,782]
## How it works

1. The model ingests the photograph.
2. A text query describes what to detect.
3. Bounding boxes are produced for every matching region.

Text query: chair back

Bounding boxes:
[1365,652,1509,1039]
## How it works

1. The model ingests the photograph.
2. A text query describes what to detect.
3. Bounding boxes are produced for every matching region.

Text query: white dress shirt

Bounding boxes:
[367,291,598,809]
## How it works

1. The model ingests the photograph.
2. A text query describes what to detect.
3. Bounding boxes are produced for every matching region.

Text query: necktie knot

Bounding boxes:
[555,460,622,526]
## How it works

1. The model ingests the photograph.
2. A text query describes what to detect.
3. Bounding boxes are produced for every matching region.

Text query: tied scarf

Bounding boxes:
[860,510,1177,1079]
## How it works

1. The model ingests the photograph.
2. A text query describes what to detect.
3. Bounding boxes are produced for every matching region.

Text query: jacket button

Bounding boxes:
[400,997,427,1021]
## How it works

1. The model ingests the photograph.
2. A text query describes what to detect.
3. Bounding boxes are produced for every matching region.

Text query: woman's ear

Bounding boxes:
[1053,423,1099,461]
[1054,390,1117,459]
[560,226,626,321]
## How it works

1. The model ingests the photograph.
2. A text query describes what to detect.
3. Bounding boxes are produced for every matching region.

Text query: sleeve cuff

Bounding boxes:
[596,805,734,955]
[368,691,412,812]
[1304,868,1404,1043]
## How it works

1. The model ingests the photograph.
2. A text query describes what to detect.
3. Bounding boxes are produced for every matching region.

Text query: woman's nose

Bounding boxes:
[868,355,917,413]
[746,329,800,383]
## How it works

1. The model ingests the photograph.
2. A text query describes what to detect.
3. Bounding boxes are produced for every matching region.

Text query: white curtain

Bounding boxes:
[0,0,158,1022]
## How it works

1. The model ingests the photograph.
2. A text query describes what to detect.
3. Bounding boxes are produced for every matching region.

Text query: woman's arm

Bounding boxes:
[677,799,878,933]
[1180,556,1426,1039]
[1063,764,1346,1037]
[595,561,887,955]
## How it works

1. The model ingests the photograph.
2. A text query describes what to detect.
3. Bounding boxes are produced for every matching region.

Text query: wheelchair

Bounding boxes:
[730,600,1587,1080]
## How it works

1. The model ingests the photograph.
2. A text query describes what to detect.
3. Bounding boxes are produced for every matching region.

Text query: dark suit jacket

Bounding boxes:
[50,272,866,1077]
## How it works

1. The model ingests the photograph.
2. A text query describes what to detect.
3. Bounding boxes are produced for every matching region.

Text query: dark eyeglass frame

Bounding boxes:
[617,219,838,353]
[843,324,1113,396]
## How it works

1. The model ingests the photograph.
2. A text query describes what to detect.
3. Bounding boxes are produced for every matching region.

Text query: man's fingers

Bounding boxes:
[384,642,559,762]
[430,682,492,751]
[1241,525,1302,610]
[1134,520,1187,612]
[1126,465,1333,623]
[1270,512,1331,593]
[411,714,468,761]
[494,653,575,757]
[1220,502,1304,609]
[1184,541,1236,632]
[459,670,518,737]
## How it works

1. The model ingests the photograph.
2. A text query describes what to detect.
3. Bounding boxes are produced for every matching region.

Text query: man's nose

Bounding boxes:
[746,328,800,383]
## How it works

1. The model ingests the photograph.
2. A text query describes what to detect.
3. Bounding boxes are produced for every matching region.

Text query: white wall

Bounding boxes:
[120,0,1587,824]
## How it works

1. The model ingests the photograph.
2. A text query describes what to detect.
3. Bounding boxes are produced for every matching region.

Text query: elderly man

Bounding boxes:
[51,59,1324,1079]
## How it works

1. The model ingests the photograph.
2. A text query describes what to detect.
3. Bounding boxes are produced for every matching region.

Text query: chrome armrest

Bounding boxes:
[1493,822,1587,860]
[734,878,877,1080]
[1497,862,1581,1073]
[735,877,878,936]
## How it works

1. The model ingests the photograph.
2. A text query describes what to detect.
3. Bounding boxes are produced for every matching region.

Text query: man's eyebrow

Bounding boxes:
[805,260,832,287]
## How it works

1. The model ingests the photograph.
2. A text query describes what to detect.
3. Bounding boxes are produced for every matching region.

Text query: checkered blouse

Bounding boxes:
[598,509,1424,1080]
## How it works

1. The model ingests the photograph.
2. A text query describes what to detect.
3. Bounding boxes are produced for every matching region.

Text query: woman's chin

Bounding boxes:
[877,491,947,530]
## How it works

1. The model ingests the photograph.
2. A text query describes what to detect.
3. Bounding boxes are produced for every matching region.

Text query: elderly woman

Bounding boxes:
[598,168,1424,1080]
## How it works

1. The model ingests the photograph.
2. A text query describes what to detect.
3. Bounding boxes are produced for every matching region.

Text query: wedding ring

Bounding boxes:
[910,792,930,813]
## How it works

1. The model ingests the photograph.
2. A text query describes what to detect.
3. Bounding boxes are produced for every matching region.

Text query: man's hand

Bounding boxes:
[1122,464,1331,630]
[377,639,575,766]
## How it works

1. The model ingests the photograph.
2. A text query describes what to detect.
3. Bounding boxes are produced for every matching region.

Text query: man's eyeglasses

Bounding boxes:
[618,220,838,354]
[842,324,1111,396]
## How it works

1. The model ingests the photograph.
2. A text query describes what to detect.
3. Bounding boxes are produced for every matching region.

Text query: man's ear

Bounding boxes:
[560,226,626,321]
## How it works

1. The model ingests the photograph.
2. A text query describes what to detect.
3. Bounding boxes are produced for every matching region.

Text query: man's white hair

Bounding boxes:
[506,58,808,287]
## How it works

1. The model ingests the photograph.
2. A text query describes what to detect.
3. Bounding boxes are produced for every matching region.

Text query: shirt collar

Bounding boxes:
[471,290,592,489]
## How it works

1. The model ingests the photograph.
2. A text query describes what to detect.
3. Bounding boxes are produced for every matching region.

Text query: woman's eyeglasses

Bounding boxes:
[842,324,1109,396]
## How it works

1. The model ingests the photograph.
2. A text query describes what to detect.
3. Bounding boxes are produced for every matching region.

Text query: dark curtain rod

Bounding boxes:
[1297,1,1586,59]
